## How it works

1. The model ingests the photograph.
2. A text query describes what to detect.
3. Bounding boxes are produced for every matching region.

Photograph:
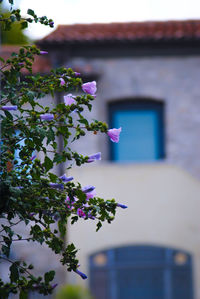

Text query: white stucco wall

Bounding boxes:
[68,163,200,299]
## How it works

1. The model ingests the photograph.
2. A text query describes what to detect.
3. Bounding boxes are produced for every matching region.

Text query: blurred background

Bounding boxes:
[1,0,200,298]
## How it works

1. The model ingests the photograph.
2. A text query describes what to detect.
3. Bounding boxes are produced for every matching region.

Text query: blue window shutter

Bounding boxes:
[109,100,165,162]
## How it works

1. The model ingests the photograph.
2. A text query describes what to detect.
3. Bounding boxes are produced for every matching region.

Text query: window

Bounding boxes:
[109,100,165,162]
[89,245,194,299]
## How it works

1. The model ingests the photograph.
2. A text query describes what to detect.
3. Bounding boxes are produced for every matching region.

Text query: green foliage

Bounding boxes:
[55,285,93,299]
[0,0,123,297]
[0,6,29,44]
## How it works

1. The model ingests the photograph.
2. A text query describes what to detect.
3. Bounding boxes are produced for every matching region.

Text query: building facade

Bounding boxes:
[3,20,200,298]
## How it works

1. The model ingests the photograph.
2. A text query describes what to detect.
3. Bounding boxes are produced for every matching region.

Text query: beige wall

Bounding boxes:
[68,163,200,298]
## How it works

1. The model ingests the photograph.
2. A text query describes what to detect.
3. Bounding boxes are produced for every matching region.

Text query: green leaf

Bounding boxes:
[44,156,53,171]
[10,15,16,22]
[47,128,55,145]
[0,57,5,63]
[27,9,35,17]
[49,172,58,182]
[44,270,55,284]
[19,290,28,299]
[21,21,28,29]
[8,0,14,4]
[58,219,66,238]
[96,221,102,232]
[78,118,89,126]
[10,263,19,282]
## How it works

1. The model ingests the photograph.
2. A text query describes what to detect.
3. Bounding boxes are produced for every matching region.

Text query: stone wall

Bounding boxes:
[68,55,200,180]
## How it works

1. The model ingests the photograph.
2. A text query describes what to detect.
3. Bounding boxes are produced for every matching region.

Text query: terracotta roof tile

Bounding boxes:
[0,45,52,74]
[40,20,200,44]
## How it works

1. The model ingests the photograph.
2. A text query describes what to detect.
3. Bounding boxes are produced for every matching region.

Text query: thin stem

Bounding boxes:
[0,219,22,233]
[0,255,32,276]
[0,237,32,243]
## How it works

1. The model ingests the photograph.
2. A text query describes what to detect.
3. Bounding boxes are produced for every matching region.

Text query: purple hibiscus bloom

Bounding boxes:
[40,113,54,121]
[74,269,87,280]
[1,105,18,111]
[59,78,65,86]
[40,51,48,55]
[74,72,81,76]
[77,208,86,218]
[64,94,76,106]
[107,127,122,143]
[82,185,95,193]
[59,174,74,182]
[30,154,37,161]
[117,203,128,209]
[86,189,96,200]
[87,152,101,163]
[81,81,97,95]
[49,183,64,190]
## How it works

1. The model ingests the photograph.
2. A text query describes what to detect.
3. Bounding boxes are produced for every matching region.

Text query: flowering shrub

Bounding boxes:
[0,1,124,298]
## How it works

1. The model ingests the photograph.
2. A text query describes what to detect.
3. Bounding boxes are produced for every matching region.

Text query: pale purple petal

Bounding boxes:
[40,113,54,121]
[30,154,37,161]
[74,72,81,76]
[49,183,64,190]
[82,185,95,193]
[1,105,18,111]
[64,94,76,106]
[40,51,48,54]
[59,78,65,86]
[77,208,86,218]
[82,81,97,95]
[74,269,87,280]
[86,189,96,200]
[59,174,74,182]
[107,127,122,143]
[87,152,101,163]
[88,213,95,220]
[117,203,128,209]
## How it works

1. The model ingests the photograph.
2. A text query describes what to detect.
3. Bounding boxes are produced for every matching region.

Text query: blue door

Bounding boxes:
[89,245,194,299]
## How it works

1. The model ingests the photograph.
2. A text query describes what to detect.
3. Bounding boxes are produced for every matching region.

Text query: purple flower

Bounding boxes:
[86,189,96,200]
[51,283,58,290]
[29,212,36,217]
[30,154,37,161]
[107,127,122,143]
[49,21,54,27]
[77,208,86,218]
[75,269,87,280]
[64,94,76,106]
[59,78,65,86]
[40,113,54,121]
[1,105,18,111]
[49,183,64,190]
[74,72,81,76]
[40,51,48,55]
[82,185,95,193]
[87,152,101,163]
[88,213,95,220]
[117,203,128,209]
[59,174,74,182]
[82,81,97,95]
